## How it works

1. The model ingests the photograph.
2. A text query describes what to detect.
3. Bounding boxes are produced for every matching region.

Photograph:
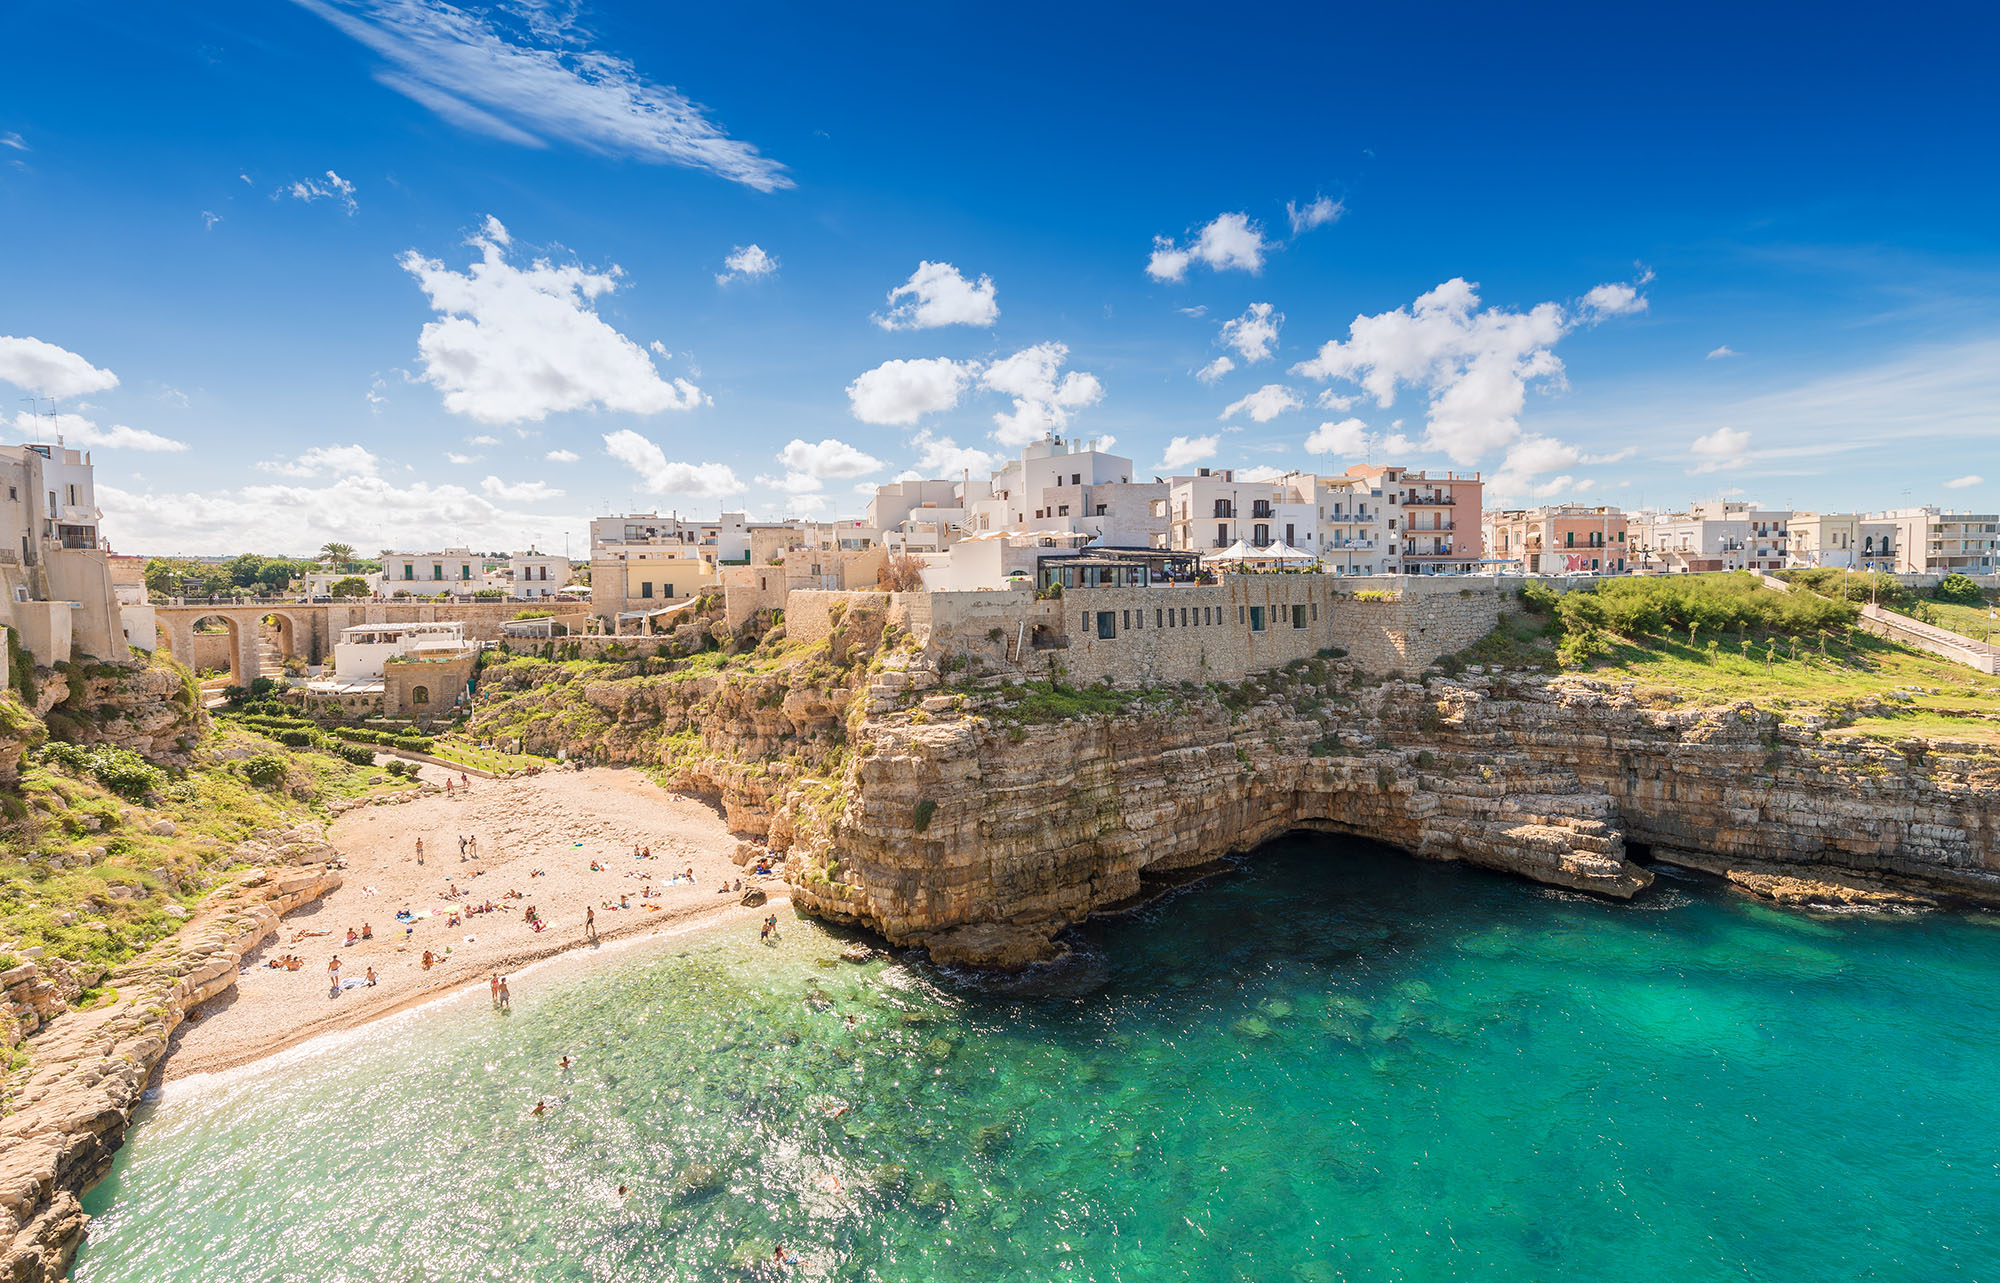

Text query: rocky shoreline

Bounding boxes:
[0,837,342,1283]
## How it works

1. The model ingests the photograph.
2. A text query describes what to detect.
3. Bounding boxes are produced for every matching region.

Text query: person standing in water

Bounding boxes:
[498,975,511,1009]
[489,974,500,1007]
[585,905,596,941]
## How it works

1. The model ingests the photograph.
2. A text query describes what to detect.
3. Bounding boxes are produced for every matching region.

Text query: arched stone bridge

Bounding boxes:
[150,599,576,685]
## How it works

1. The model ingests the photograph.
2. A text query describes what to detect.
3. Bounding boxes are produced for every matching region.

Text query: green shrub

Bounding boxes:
[276,729,318,748]
[242,755,288,788]
[1935,573,1984,606]
[336,744,376,766]
[32,741,163,800]
[912,799,937,833]
[391,735,435,753]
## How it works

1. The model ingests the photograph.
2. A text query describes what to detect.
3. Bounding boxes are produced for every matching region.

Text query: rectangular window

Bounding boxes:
[1122,610,1130,630]
[1156,608,1163,628]
[1311,602,1319,621]
[664,583,675,598]
[1058,505,1070,516]
[1249,606,1265,632]
[433,565,443,579]
[1293,604,1307,629]
[641,582,654,599]
[1082,611,1090,631]
[1071,473,1080,486]
[403,565,414,579]
[1180,607,1188,627]
[1217,523,1229,546]
[462,565,472,579]
[1238,605,1246,625]
[1096,611,1116,639]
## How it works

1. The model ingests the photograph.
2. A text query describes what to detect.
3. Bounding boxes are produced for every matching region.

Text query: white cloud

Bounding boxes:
[293,0,790,190]
[466,433,501,445]
[776,437,884,479]
[755,470,826,496]
[0,336,120,399]
[1379,432,1418,455]
[103,473,568,557]
[981,342,1103,446]
[716,243,778,284]
[1157,434,1219,472]
[847,356,975,425]
[1196,356,1235,384]
[201,210,222,230]
[1304,418,1371,456]
[256,444,385,478]
[1220,384,1303,423]
[1316,389,1356,411]
[279,169,358,214]
[399,216,703,424]
[1579,278,1649,320]
[1286,195,1344,235]
[480,475,563,501]
[1219,302,1282,364]
[1146,212,1269,282]
[909,428,995,477]
[1488,434,1630,497]
[873,261,999,330]
[1944,474,1983,489]
[1706,345,1737,360]
[1689,426,1751,474]
[1292,277,1623,464]
[0,132,26,152]
[602,429,743,496]
[445,451,477,464]
[1176,305,1208,318]
[1235,464,1290,483]
[8,411,187,453]
[545,448,579,462]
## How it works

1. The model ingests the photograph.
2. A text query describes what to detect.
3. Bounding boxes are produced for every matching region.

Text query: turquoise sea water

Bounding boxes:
[75,837,2000,1281]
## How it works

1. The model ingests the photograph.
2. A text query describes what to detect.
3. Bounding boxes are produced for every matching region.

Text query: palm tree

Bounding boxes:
[319,541,357,571]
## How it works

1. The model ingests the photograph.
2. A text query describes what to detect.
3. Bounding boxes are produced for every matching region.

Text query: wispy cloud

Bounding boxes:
[1944,474,1983,490]
[278,170,358,214]
[292,0,791,191]
[1,132,28,152]
[1706,345,1737,359]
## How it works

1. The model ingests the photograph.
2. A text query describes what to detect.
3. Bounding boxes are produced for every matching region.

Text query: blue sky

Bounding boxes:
[2,0,1996,554]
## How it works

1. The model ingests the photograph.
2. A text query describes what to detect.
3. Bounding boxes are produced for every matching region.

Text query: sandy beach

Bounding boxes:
[163,764,786,1080]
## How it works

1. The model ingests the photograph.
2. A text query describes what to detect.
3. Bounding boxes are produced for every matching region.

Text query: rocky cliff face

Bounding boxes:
[787,658,1985,963]
[33,657,205,768]
[0,841,343,1283]
[475,633,1999,968]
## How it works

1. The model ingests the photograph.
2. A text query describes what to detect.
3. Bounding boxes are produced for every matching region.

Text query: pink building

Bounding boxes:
[1484,505,1629,574]
[1346,465,1484,574]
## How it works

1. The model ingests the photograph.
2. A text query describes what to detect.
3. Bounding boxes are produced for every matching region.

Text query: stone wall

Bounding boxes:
[1325,590,1500,675]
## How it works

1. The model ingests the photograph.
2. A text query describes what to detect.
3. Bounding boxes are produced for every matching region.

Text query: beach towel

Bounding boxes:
[362,886,379,895]
[341,978,365,990]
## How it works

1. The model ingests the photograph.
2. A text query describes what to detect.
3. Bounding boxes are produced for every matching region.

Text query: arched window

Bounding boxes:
[412,685,430,705]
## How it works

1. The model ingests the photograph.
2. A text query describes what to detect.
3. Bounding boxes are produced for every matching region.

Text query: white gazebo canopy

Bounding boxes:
[1263,541,1315,561]
[1202,539,1259,564]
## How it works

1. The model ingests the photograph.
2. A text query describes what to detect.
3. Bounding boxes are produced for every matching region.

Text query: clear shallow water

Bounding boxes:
[75,838,2000,1282]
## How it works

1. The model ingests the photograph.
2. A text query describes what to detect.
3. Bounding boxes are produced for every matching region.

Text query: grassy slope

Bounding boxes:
[0,726,412,973]
[1464,593,2000,747]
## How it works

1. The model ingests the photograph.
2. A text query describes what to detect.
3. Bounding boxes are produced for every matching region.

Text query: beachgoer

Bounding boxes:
[585,907,596,940]
[365,966,377,986]
[489,974,499,1005]
[498,976,511,1009]
[759,918,772,943]
[458,835,467,857]
[559,1055,571,1070]
[415,837,424,864]
[616,1184,627,1197]
[531,1100,546,1116]
[344,928,358,946]
[460,771,469,789]
[361,923,372,940]
[446,778,455,797]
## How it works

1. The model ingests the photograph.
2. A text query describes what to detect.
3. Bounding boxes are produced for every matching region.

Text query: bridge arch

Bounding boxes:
[186,614,250,687]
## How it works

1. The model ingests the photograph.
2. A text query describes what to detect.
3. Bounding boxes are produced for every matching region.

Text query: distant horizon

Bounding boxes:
[3,0,1995,556]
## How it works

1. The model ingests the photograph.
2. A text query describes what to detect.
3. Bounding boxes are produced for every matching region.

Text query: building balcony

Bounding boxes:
[1402,494,1457,506]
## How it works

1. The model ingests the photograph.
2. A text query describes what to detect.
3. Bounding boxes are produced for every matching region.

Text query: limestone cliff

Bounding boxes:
[792,662,1999,963]
[472,627,1999,968]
